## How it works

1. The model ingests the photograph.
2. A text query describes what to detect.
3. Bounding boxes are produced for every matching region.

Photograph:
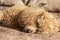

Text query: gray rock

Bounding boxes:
[0,0,24,5]
[43,0,60,12]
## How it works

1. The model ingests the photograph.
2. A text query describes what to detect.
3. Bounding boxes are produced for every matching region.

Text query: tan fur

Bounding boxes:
[0,5,27,27]
[18,7,59,33]
[0,4,59,34]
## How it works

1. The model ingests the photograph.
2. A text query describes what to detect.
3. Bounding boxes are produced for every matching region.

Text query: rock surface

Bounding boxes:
[0,0,60,12]
[0,26,60,40]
